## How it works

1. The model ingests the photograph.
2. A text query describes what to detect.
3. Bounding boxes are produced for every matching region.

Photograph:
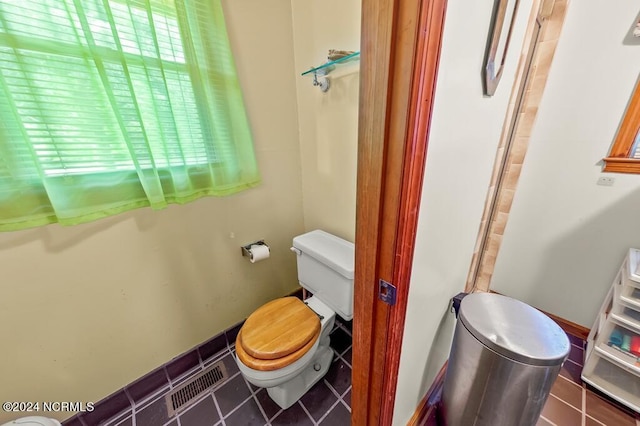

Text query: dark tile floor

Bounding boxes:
[69,306,639,426]
[95,319,353,426]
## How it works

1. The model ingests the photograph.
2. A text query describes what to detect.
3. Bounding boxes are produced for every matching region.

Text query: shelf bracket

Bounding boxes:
[312,72,330,92]
[301,51,360,93]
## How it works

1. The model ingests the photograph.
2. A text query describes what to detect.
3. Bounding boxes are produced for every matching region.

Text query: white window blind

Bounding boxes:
[0,0,260,230]
[0,0,217,178]
[631,128,640,159]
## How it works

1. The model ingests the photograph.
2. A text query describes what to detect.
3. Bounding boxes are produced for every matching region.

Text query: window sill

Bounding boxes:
[602,157,640,174]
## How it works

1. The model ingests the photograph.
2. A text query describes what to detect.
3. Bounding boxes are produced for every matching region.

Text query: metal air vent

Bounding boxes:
[165,361,228,416]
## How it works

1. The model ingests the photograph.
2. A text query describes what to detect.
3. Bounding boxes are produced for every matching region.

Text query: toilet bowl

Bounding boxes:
[235,230,354,409]
[236,296,336,408]
[1,417,61,426]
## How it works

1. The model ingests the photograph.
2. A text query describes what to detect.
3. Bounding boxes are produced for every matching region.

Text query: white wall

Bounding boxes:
[290,0,361,242]
[0,1,303,422]
[492,0,640,327]
[392,0,535,423]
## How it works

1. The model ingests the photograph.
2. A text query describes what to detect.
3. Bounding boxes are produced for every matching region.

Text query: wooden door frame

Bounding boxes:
[353,0,448,424]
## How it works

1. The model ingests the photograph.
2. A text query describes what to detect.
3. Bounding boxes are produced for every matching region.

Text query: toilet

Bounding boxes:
[1,417,61,426]
[235,229,354,409]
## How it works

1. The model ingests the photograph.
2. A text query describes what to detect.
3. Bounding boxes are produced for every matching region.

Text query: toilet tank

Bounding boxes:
[292,230,354,320]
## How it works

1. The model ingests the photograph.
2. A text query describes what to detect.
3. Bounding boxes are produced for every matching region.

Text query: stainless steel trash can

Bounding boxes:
[441,293,570,426]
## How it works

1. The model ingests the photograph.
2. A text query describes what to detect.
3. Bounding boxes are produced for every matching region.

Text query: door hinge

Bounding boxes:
[379,279,397,305]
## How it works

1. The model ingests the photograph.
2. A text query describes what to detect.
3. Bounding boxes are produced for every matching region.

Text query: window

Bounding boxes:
[603,79,640,173]
[0,0,259,231]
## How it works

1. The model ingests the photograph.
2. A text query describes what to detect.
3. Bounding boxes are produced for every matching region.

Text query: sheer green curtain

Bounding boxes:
[0,0,260,231]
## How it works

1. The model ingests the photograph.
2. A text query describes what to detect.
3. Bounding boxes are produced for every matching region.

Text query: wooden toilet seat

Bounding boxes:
[236,297,321,371]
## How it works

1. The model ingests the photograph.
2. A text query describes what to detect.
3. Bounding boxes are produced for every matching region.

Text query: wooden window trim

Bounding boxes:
[603,79,640,173]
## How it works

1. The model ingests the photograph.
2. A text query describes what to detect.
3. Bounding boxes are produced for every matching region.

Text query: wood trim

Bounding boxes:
[380,0,448,423]
[490,290,591,340]
[603,77,640,173]
[354,0,447,424]
[602,157,640,174]
[540,0,555,19]
[353,0,394,423]
[606,79,640,158]
[465,0,569,293]
[407,361,448,426]
[464,0,543,293]
[542,310,590,341]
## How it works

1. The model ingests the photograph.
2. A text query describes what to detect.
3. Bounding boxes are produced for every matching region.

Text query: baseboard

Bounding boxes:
[541,310,590,341]
[489,290,590,340]
[407,362,447,426]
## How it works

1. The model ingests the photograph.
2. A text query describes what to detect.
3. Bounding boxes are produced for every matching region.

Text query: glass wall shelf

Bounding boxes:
[301,51,360,92]
[301,51,360,77]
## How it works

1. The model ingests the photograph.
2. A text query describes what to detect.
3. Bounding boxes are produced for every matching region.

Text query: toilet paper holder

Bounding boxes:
[241,240,269,258]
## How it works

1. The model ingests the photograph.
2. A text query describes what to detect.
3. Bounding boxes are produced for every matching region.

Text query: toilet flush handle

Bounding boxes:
[290,247,302,256]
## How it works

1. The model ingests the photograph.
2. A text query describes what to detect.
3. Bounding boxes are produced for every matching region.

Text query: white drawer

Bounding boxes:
[612,284,640,333]
[626,248,640,285]
[620,284,640,311]
[582,351,640,413]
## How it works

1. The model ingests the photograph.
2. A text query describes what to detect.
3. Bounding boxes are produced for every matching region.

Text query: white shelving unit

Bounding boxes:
[583,249,640,413]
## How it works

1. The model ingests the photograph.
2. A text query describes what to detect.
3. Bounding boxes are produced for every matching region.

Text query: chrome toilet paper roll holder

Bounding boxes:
[241,240,269,258]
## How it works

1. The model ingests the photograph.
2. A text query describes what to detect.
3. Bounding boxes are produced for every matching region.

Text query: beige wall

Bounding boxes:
[0,0,303,422]
[290,0,361,243]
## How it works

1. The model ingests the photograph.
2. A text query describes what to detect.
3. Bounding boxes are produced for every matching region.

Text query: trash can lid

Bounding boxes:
[459,293,570,366]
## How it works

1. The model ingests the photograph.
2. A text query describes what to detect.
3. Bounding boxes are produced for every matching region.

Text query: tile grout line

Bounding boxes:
[564,358,582,368]
[249,391,270,425]
[161,416,177,426]
[341,384,352,397]
[540,414,558,426]
[267,407,283,424]
[549,393,584,415]
[321,345,353,414]
[314,396,344,425]
[337,323,352,337]
[123,387,135,422]
[297,399,317,426]
[585,413,606,426]
[547,374,586,423]
[173,392,213,421]
[132,385,171,412]
[220,392,255,422]
[582,385,586,426]
[251,382,282,424]
[220,372,254,420]
[556,372,581,386]
[335,346,353,368]
[203,346,233,368]
[339,385,353,413]
[323,376,345,401]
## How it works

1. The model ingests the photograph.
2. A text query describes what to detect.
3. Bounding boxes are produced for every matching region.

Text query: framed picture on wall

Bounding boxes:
[625,11,640,45]
[483,0,520,96]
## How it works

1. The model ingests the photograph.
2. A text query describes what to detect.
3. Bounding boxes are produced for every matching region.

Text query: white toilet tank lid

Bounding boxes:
[293,230,354,279]
[2,417,62,426]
